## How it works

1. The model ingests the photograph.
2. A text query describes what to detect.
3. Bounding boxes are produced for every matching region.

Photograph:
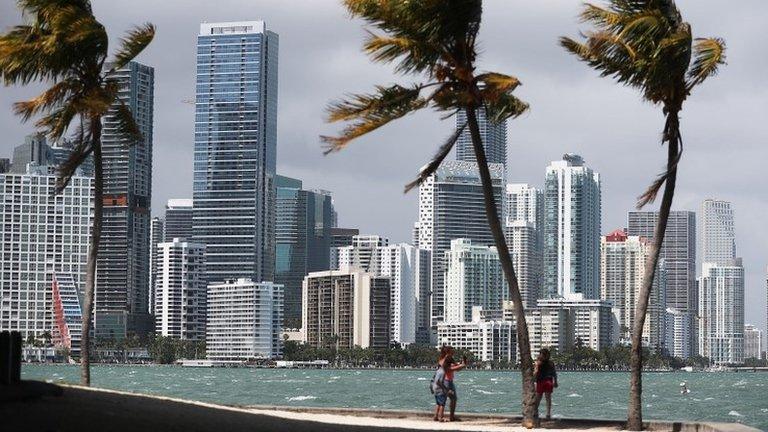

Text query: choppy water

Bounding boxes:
[22,365,768,430]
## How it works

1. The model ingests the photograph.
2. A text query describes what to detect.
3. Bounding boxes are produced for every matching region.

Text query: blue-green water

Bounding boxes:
[22,365,768,430]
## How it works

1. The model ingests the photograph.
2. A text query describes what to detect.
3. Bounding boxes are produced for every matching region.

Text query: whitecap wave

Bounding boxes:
[475,389,504,395]
[567,393,582,398]
[728,411,742,417]
[287,395,317,402]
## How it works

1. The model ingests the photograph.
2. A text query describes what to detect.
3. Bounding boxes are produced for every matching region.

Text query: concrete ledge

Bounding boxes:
[0,382,759,432]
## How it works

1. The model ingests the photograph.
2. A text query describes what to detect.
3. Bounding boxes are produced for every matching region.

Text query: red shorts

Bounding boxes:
[536,378,554,394]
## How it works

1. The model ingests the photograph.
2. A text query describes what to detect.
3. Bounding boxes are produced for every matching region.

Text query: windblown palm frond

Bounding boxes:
[687,37,726,89]
[110,23,156,72]
[403,123,466,193]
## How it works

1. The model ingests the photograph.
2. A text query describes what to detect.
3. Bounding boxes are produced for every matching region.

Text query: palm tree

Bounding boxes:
[0,0,155,385]
[323,0,537,423]
[560,1,725,429]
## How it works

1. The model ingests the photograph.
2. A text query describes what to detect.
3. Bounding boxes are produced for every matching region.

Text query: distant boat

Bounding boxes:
[180,359,215,368]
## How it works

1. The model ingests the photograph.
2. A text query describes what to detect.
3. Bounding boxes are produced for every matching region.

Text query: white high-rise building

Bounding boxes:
[701,199,736,266]
[436,306,515,363]
[665,308,692,359]
[504,184,543,308]
[443,239,508,323]
[744,324,763,360]
[698,260,745,365]
[537,298,614,351]
[154,239,206,340]
[206,279,283,360]
[416,160,504,325]
[0,163,93,340]
[335,236,430,344]
[600,229,667,349]
[543,154,601,300]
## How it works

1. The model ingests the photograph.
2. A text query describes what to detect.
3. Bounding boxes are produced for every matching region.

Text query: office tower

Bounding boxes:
[206,279,283,360]
[665,308,692,359]
[455,107,507,168]
[504,184,543,308]
[0,163,93,340]
[10,134,94,176]
[302,269,390,349]
[274,175,335,325]
[543,154,601,299]
[51,273,84,358]
[701,199,736,266]
[336,237,430,344]
[417,160,504,325]
[436,306,516,363]
[537,298,614,351]
[193,21,279,284]
[154,239,207,340]
[443,239,507,323]
[164,199,193,241]
[744,324,763,360]
[148,217,164,314]
[96,61,154,338]
[627,211,696,313]
[601,229,667,349]
[698,260,745,364]
[330,227,359,249]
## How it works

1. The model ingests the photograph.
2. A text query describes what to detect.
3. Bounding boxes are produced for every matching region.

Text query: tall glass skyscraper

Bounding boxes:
[701,199,736,266]
[455,107,507,169]
[193,21,279,284]
[96,61,154,338]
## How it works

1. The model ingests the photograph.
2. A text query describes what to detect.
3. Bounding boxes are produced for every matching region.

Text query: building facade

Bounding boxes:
[454,107,507,168]
[148,216,164,315]
[701,199,736,266]
[0,164,92,341]
[164,199,193,241]
[537,298,614,351]
[543,154,601,300]
[154,239,207,340]
[698,260,745,365]
[193,21,279,285]
[51,273,84,358]
[302,269,390,350]
[96,61,155,338]
[416,160,504,325]
[665,308,692,359]
[443,239,507,323]
[436,307,515,363]
[504,183,543,309]
[206,279,283,360]
[743,324,763,360]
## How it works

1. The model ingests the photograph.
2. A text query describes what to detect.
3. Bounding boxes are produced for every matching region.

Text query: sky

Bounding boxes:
[1,1,766,335]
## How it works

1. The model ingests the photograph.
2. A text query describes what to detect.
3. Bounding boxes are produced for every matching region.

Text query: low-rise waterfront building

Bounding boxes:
[665,308,692,359]
[436,306,515,363]
[537,298,614,351]
[698,260,745,365]
[744,324,763,360]
[206,279,284,361]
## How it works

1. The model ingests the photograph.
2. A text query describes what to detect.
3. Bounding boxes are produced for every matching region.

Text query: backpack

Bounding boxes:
[429,367,444,394]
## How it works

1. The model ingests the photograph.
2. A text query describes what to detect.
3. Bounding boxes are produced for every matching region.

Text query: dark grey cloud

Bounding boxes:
[1,1,765,332]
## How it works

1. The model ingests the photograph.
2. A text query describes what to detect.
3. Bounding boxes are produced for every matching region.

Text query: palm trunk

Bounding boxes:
[465,107,536,423]
[80,118,103,386]
[626,110,680,430]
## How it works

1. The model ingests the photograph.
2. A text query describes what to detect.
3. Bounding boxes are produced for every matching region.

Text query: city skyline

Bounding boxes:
[0,1,765,331]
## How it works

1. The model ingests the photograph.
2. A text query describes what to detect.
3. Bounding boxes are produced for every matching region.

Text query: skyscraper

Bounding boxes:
[543,154,601,299]
[417,160,504,325]
[274,175,334,325]
[94,61,154,339]
[698,259,745,364]
[600,229,667,349]
[164,199,193,241]
[504,183,544,308]
[455,107,507,169]
[148,217,164,314]
[154,239,207,340]
[193,21,279,284]
[701,199,736,266]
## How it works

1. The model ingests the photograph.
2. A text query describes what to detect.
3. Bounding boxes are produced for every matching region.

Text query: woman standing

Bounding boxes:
[533,348,558,420]
[438,346,467,422]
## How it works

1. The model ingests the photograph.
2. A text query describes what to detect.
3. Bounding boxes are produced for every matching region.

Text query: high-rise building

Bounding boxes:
[455,107,507,169]
[330,228,359,249]
[417,160,504,325]
[193,21,279,285]
[537,298,614,351]
[164,199,193,241]
[96,61,155,338]
[302,269,390,350]
[436,306,515,363]
[543,154,601,300]
[0,163,93,340]
[206,278,283,360]
[698,260,745,365]
[600,229,667,349]
[504,184,543,308]
[148,217,164,314]
[335,235,389,273]
[274,175,334,325]
[665,308,692,359]
[10,134,94,176]
[51,273,84,358]
[443,239,507,323]
[701,199,736,266]
[744,324,763,360]
[154,239,207,340]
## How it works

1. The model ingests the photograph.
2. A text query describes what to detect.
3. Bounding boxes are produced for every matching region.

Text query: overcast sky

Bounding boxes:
[1,1,766,333]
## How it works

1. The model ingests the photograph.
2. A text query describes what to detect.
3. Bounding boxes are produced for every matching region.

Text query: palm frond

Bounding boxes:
[12,78,81,122]
[483,93,530,124]
[35,102,79,141]
[110,23,156,72]
[111,100,143,143]
[363,31,438,74]
[686,37,726,89]
[55,117,93,193]
[475,72,521,95]
[403,122,466,193]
